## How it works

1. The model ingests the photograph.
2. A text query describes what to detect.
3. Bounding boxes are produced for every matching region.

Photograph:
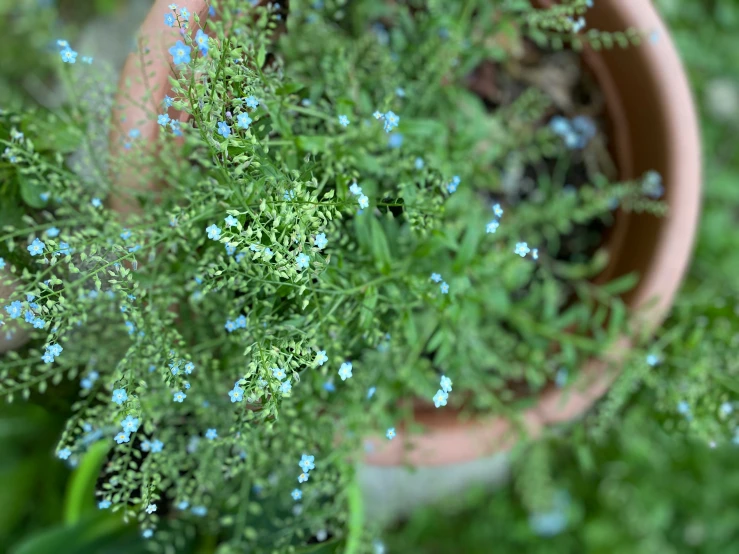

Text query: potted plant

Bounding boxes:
[0,0,699,550]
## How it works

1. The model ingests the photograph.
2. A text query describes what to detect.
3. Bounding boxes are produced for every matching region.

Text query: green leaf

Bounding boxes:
[18,173,48,209]
[63,441,110,525]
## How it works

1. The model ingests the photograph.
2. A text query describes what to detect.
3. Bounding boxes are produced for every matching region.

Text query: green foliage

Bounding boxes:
[0,0,678,552]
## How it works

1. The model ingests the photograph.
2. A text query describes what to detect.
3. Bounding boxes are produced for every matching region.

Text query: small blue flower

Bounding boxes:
[98,500,111,509]
[237,113,252,129]
[0,257,5,269]
[555,367,568,387]
[157,113,171,127]
[315,350,328,366]
[60,47,78,64]
[191,506,207,516]
[349,183,363,196]
[169,40,191,65]
[173,391,186,402]
[486,220,499,234]
[446,176,460,194]
[338,362,353,381]
[27,238,45,256]
[225,243,237,256]
[177,501,189,510]
[164,95,174,108]
[291,489,302,501]
[433,389,448,408]
[314,233,328,250]
[225,320,237,332]
[5,301,23,319]
[430,273,442,283]
[323,381,336,392]
[677,400,690,415]
[280,380,292,395]
[120,229,132,241]
[296,253,310,269]
[298,472,309,483]
[514,242,531,257]
[48,344,62,357]
[245,96,259,109]
[383,111,399,133]
[395,87,405,97]
[142,530,154,539]
[146,503,157,514]
[721,402,733,416]
[164,13,175,27]
[646,353,660,367]
[121,415,140,433]
[440,282,449,294]
[272,367,287,381]
[338,115,350,127]
[114,431,130,444]
[299,454,315,472]
[58,448,72,460]
[440,375,452,393]
[386,427,396,440]
[229,386,244,403]
[235,315,247,328]
[195,29,209,53]
[358,194,369,210]
[388,133,403,148]
[141,440,152,452]
[180,7,190,21]
[367,386,376,399]
[217,121,231,138]
[56,242,72,256]
[492,203,504,218]
[206,224,222,240]
[47,227,60,237]
[415,157,424,170]
[112,388,128,405]
[184,362,195,374]
[91,198,102,208]
[205,428,217,440]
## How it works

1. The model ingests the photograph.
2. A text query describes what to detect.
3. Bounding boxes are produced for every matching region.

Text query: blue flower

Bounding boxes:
[229,386,244,402]
[195,29,209,52]
[315,350,328,366]
[338,115,350,127]
[5,301,22,319]
[298,472,309,483]
[60,47,78,64]
[112,388,128,405]
[164,13,175,27]
[280,380,292,395]
[373,111,383,119]
[643,170,664,199]
[245,96,259,109]
[677,400,690,415]
[514,242,531,257]
[492,203,504,218]
[296,253,310,269]
[121,415,140,433]
[383,111,399,133]
[314,233,328,250]
[173,391,186,403]
[349,183,363,196]
[205,428,217,440]
[386,427,396,440]
[142,530,154,539]
[48,343,62,356]
[721,402,733,416]
[323,381,336,392]
[157,113,170,127]
[367,386,376,399]
[91,198,102,208]
[299,454,315,472]
[58,448,72,460]
[235,315,247,328]
[217,121,231,138]
[486,220,499,234]
[433,389,448,408]
[57,242,72,256]
[529,491,570,537]
[184,362,195,374]
[177,501,189,510]
[646,353,660,367]
[446,175,460,194]
[0,257,4,269]
[440,282,449,294]
[46,227,60,238]
[237,113,252,129]
[272,367,287,381]
[146,503,157,514]
[430,273,442,283]
[338,361,353,381]
[169,40,191,64]
[388,133,403,148]
[164,95,174,108]
[191,506,207,516]
[114,431,130,444]
[141,440,152,452]
[27,238,45,256]
[120,229,132,241]
[395,87,405,98]
[206,224,222,240]
[180,7,190,21]
[98,500,111,509]
[291,489,303,501]
[415,157,424,170]
[225,320,237,333]
[440,375,452,393]
[358,194,369,209]
[225,243,237,256]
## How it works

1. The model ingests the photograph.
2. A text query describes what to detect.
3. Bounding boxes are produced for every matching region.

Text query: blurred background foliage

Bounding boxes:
[1,0,738,552]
